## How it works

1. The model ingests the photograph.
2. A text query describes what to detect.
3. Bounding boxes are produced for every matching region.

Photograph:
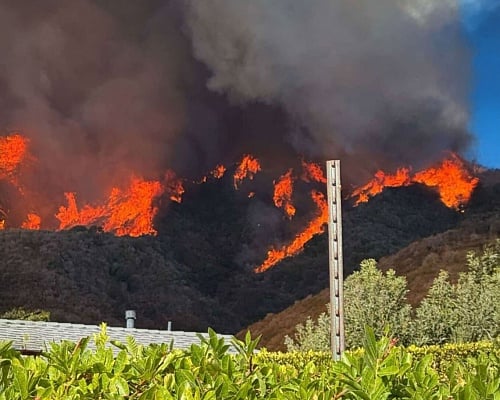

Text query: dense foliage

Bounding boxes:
[0,178,465,335]
[286,240,500,350]
[0,327,498,399]
[0,307,50,321]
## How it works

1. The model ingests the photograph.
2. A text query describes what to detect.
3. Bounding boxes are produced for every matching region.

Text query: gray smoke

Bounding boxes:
[0,0,476,220]
[0,0,188,201]
[183,0,472,169]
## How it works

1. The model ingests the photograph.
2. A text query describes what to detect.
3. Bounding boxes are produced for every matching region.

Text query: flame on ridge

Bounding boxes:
[301,160,327,184]
[212,165,226,179]
[255,189,328,273]
[350,168,411,204]
[0,133,30,186]
[350,154,479,209]
[273,169,295,218]
[0,136,265,236]
[233,154,261,189]
[255,161,329,273]
[0,133,481,270]
[163,170,185,203]
[56,177,164,237]
[21,213,41,230]
[412,157,479,208]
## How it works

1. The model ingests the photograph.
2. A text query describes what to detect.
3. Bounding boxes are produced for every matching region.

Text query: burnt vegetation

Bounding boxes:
[1,171,499,335]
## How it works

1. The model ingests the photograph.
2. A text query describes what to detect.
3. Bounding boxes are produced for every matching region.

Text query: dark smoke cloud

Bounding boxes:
[0,0,475,216]
[183,0,473,170]
[0,0,189,201]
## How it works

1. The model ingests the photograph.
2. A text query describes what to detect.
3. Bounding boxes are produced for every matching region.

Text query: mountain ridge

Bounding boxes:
[0,169,498,338]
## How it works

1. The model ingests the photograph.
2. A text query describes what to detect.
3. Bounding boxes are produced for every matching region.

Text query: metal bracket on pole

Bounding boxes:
[326,160,345,360]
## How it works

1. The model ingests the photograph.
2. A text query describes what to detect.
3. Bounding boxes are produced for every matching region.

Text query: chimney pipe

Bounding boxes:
[167,321,172,331]
[125,310,136,329]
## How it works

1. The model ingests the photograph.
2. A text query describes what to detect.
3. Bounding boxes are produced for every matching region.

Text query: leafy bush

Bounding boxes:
[286,240,500,350]
[285,259,412,350]
[413,240,500,345]
[284,310,331,352]
[0,326,498,399]
[0,307,50,321]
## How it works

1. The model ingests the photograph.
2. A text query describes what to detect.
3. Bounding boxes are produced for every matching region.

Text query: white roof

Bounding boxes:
[0,318,235,353]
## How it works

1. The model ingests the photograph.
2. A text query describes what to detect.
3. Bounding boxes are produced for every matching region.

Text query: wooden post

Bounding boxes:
[326,160,345,360]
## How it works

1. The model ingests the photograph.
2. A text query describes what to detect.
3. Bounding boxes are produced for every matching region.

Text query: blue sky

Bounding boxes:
[461,0,500,168]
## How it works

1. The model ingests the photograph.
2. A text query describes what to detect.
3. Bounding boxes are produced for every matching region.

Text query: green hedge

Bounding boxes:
[0,327,498,399]
[258,339,499,376]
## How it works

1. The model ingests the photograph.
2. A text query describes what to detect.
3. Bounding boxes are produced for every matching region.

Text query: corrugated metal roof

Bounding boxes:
[0,319,235,353]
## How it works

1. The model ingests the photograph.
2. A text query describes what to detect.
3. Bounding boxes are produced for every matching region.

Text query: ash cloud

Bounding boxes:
[0,0,476,216]
[183,0,473,170]
[0,0,189,202]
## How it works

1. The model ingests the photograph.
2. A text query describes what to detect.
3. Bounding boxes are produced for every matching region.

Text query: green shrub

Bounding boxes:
[1,327,497,399]
[0,307,50,321]
[286,240,500,351]
[285,259,412,351]
[413,240,500,345]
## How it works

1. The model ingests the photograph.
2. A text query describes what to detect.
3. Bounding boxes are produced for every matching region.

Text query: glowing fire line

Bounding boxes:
[255,190,328,273]
[0,133,481,271]
[350,154,478,209]
[273,169,295,218]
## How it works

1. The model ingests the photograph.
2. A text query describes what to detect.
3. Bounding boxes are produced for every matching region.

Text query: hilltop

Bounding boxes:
[239,171,500,350]
[1,169,498,336]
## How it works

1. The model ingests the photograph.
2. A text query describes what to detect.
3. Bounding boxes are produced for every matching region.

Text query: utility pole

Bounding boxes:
[326,160,345,360]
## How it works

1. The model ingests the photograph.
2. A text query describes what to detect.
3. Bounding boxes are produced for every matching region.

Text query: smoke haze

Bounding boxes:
[184,0,472,171]
[0,0,473,200]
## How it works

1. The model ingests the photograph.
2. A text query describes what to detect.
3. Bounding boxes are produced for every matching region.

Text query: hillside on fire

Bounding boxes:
[0,1,498,339]
[1,162,499,335]
[242,170,500,350]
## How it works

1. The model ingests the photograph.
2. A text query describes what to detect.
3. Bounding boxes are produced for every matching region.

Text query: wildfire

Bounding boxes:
[163,170,185,203]
[412,157,479,208]
[350,168,411,205]
[301,160,327,184]
[211,164,226,179]
[273,169,296,218]
[233,155,261,189]
[255,161,334,272]
[0,133,30,185]
[56,177,164,237]
[350,154,479,209]
[255,190,328,273]
[0,131,481,271]
[21,213,41,230]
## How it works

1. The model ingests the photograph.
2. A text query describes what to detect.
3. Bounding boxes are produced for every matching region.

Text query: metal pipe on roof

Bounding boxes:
[125,310,136,329]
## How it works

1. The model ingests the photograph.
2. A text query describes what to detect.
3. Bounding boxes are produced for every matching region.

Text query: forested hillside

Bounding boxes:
[240,173,500,350]
[1,170,498,336]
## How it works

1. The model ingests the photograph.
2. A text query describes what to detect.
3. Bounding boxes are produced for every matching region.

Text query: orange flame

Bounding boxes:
[273,169,296,218]
[350,168,411,205]
[301,160,327,184]
[350,154,478,209]
[255,189,328,273]
[211,164,226,179]
[413,156,479,208]
[164,170,184,203]
[56,177,164,237]
[21,213,41,230]
[233,155,261,189]
[0,133,30,185]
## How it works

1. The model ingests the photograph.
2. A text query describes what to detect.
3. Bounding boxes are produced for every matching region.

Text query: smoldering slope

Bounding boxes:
[0,0,473,201]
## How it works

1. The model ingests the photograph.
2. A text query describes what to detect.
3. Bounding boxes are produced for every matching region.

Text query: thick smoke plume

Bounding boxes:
[184,0,472,171]
[0,0,190,202]
[0,0,474,209]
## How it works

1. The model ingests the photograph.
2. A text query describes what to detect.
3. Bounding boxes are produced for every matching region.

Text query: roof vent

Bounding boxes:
[125,310,136,329]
